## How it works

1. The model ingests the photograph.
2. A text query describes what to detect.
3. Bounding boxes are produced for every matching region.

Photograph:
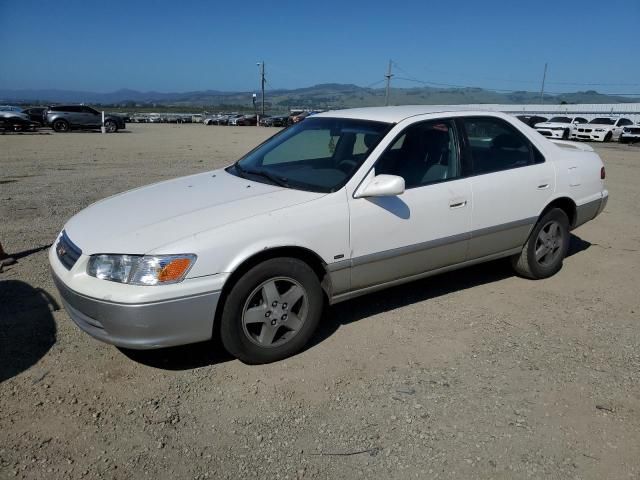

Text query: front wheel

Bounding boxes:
[104,119,118,133]
[511,208,570,279]
[562,128,570,140]
[220,258,323,364]
[604,132,612,142]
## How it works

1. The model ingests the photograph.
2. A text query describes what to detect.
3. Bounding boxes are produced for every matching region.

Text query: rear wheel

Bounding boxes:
[511,208,570,279]
[220,258,323,364]
[52,119,70,132]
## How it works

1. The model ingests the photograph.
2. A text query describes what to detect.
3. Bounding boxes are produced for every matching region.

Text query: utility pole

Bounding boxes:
[540,62,548,105]
[385,60,393,106]
[260,61,265,116]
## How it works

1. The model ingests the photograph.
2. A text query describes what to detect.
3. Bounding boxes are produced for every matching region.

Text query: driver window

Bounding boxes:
[375,120,460,188]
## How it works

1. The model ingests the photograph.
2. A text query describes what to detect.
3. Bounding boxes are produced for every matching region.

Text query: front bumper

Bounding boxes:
[620,133,640,143]
[52,271,220,349]
[535,128,566,139]
[49,237,226,350]
[573,130,609,141]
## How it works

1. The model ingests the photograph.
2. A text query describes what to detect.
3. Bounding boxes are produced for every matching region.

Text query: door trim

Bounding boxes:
[331,247,522,304]
[328,216,538,301]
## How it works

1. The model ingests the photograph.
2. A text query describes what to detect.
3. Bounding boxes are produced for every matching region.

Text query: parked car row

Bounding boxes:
[514,113,639,144]
[204,113,268,126]
[0,104,126,133]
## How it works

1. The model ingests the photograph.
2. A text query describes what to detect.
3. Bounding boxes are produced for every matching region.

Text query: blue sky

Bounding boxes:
[0,0,638,94]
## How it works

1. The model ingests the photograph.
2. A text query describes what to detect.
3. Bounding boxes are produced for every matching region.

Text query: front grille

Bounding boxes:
[578,128,593,133]
[56,231,82,270]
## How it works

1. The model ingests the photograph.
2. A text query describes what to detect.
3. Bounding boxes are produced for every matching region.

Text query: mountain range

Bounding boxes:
[1,84,638,109]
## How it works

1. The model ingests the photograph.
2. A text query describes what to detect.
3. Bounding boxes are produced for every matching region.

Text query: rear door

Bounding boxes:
[64,106,84,125]
[460,116,555,259]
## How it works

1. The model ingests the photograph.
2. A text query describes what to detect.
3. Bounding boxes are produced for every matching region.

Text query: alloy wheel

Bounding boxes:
[241,277,308,348]
[534,220,564,267]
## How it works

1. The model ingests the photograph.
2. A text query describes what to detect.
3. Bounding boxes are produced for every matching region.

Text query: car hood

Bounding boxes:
[64,169,325,255]
[0,111,29,120]
[534,122,571,129]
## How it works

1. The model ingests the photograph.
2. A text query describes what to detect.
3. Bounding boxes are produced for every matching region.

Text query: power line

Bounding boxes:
[410,64,640,87]
[364,78,386,89]
[392,76,640,97]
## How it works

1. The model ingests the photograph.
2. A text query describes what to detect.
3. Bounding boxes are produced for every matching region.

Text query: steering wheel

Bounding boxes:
[337,159,358,174]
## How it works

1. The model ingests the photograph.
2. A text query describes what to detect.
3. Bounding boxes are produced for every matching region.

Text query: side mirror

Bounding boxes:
[355,174,405,198]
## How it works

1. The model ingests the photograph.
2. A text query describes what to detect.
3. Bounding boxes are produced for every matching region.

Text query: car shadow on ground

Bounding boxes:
[0,281,58,383]
[9,244,51,261]
[119,338,234,370]
[0,131,51,135]
[122,234,591,370]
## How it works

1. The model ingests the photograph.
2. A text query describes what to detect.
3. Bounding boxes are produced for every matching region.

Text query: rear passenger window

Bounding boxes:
[462,117,537,175]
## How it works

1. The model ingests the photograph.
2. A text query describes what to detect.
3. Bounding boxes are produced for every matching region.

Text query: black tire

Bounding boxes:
[52,119,70,132]
[604,132,612,143]
[511,208,570,279]
[104,119,118,133]
[562,128,569,140]
[220,258,323,364]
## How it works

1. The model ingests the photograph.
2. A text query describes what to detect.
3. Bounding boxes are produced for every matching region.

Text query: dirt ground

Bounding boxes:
[1,124,639,480]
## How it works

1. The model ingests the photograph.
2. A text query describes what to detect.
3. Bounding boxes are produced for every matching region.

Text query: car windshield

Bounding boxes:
[548,117,571,123]
[229,117,392,193]
[590,118,614,125]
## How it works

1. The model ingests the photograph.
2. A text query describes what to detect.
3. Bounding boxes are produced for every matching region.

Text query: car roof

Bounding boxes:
[313,105,501,123]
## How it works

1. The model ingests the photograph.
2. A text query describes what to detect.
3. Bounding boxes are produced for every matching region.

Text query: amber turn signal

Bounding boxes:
[158,258,193,282]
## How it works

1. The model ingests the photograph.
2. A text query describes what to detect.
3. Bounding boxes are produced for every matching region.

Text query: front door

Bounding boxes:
[348,119,472,291]
[82,106,102,127]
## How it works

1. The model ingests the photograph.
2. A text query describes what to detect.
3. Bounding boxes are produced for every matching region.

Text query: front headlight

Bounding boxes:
[595,128,606,132]
[87,254,196,285]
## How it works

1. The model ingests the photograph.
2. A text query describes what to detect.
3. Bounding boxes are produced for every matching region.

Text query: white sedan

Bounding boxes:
[572,117,634,142]
[534,116,588,139]
[50,106,608,364]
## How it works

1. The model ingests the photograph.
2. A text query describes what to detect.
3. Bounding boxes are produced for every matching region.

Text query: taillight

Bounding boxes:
[601,166,606,180]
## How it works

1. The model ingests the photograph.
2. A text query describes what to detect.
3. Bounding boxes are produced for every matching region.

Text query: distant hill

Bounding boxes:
[1,84,637,109]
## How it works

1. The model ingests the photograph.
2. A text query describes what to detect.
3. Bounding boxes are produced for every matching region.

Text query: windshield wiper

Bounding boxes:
[234,163,289,188]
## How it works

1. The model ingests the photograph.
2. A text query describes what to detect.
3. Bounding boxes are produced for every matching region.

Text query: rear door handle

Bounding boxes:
[449,200,467,209]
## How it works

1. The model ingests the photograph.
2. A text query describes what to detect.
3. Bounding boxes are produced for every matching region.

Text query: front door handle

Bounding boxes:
[449,200,467,209]
[537,183,550,190]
